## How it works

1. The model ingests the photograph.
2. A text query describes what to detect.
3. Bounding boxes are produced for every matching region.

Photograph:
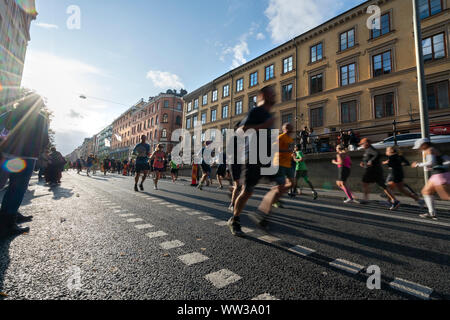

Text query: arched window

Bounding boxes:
[151,118,154,126]
[149,132,153,141]
[163,114,168,123]
[162,129,167,138]
[156,116,159,124]
[154,130,157,140]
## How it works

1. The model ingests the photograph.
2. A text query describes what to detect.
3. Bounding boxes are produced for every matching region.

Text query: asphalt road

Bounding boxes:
[0,170,449,300]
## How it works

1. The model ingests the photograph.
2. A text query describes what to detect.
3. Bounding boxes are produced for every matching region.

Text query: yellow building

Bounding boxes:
[183,0,450,145]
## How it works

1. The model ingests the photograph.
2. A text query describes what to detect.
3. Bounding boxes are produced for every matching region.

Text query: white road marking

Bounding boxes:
[119,214,135,217]
[205,269,242,289]
[135,224,154,230]
[329,259,364,274]
[178,252,209,266]
[289,245,316,257]
[166,205,180,208]
[389,278,433,300]
[241,227,254,233]
[110,206,121,209]
[186,211,202,215]
[215,221,228,226]
[199,216,216,221]
[127,218,144,223]
[258,235,281,243]
[146,231,168,239]
[176,208,191,212]
[252,293,279,300]
[160,240,185,250]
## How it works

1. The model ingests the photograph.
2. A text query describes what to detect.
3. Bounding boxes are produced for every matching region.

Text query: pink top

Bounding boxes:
[152,151,165,169]
[338,155,352,168]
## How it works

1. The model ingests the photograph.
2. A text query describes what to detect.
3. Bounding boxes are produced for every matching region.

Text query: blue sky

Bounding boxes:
[21,0,364,154]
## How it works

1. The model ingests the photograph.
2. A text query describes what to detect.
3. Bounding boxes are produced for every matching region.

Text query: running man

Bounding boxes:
[197,141,213,190]
[332,145,357,203]
[132,135,151,192]
[86,154,94,177]
[216,148,229,190]
[289,144,318,199]
[228,123,243,212]
[150,144,166,190]
[412,138,450,220]
[359,138,400,210]
[228,86,276,236]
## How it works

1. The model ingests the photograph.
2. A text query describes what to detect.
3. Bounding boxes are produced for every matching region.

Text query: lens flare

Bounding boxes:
[15,0,38,15]
[0,81,3,92]
[3,158,27,173]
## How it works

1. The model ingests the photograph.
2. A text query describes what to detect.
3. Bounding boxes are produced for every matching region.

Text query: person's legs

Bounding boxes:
[153,171,159,188]
[434,184,450,201]
[217,174,223,188]
[396,182,420,201]
[230,181,241,208]
[362,183,370,201]
[141,170,148,186]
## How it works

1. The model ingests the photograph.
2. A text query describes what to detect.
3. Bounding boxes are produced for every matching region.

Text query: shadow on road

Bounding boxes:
[0,235,17,300]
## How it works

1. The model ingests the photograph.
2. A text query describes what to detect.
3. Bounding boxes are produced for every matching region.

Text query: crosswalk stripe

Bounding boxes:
[178,252,209,266]
[127,218,144,223]
[135,224,154,230]
[160,240,185,250]
[289,245,316,257]
[119,214,135,217]
[146,231,168,239]
[252,293,279,300]
[329,259,364,274]
[389,278,433,300]
[241,227,254,233]
[186,211,201,215]
[205,269,241,289]
[215,221,228,226]
[258,235,281,243]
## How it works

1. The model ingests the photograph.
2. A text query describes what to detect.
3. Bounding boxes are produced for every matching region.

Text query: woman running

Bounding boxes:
[332,145,356,203]
[412,138,450,220]
[383,147,423,206]
[151,144,166,190]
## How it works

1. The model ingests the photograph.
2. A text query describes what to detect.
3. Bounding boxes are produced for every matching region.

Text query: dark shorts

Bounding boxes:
[153,167,164,172]
[171,168,179,174]
[201,163,211,175]
[229,164,242,182]
[135,163,150,173]
[338,167,351,182]
[244,164,263,193]
[362,167,386,188]
[386,172,404,184]
[217,164,227,177]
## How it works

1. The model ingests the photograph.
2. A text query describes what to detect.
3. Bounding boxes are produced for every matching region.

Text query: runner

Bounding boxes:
[228,123,243,212]
[132,135,151,192]
[92,155,98,175]
[288,144,318,200]
[216,148,229,190]
[76,158,82,174]
[228,86,276,236]
[169,157,179,183]
[86,154,94,177]
[332,145,357,203]
[103,157,110,176]
[197,141,213,190]
[383,147,423,206]
[359,138,400,210]
[254,123,295,227]
[411,138,450,220]
[151,144,166,190]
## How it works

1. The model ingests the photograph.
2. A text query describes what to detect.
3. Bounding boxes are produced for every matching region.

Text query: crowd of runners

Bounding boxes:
[70,86,450,237]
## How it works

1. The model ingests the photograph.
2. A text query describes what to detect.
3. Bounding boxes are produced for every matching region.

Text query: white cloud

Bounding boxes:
[35,22,59,29]
[146,71,185,90]
[256,33,266,40]
[223,39,250,69]
[265,0,343,44]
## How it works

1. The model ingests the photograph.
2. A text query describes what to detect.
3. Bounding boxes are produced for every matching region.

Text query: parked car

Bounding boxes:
[372,133,450,149]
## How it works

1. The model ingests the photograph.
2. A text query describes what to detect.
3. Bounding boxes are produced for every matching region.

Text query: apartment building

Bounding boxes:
[0,0,37,107]
[184,0,449,144]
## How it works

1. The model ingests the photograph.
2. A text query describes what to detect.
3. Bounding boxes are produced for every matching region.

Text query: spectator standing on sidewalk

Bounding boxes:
[0,93,49,237]
[300,127,309,154]
[348,129,359,151]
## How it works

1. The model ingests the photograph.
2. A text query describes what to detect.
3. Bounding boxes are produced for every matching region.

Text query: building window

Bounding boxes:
[372,51,392,77]
[250,71,258,87]
[156,116,159,124]
[249,96,257,109]
[162,114,168,123]
[222,105,229,119]
[236,78,244,92]
[194,99,199,109]
[427,81,449,110]
[281,114,293,124]
[176,116,182,125]
[374,93,395,118]
[311,43,323,63]
[212,89,218,102]
[223,84,230,97]
[341,101,358,123]
[201,112,207,124]
[340,63,356,86]
[187,102,192,112]
[235,101,243,115]
[419,0,443,19]
[310,74,323,94]
[371,13,390,39]
[310,107,324,127]
[186,118,191,129]
[211,109,217,122]
[193,115,198,127]
[162,129,167,138]
[283,56,293,73]
[265,65,274,81]
[423,33,446,62]
[164,100,169,108]
[177,102,182,110]
[282,83,293,101]
[151,118,154,127]
[221,128,227,137]
[203,94,208,105]
[340,29,355,51]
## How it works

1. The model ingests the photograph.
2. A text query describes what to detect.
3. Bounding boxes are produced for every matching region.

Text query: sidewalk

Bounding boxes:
[177,175,450,211]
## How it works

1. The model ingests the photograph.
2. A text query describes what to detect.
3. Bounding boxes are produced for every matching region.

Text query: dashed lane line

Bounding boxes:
[329,259,365,275]
[119,214,135,217]
[215,221,229,226]
[160,240,185,250]
[258,235,281,243]
[389,278,433,300]
[127,218,144,223]
[178,252,209,266]
[252,294,279,300]
[288,245,316,257]
[199,216,216,221]
[146,231,168,239]
[205,269,242,289]
[135,224,154,230]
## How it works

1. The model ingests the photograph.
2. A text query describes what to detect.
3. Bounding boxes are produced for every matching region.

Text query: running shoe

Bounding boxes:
[249,211,270,233]
[140,184,144,191]
[344,198,353,204]
[288,192,296,198]
[420,213,438,221]
[228,205,234,212]
[313,191,318,200]
[134,185,138,192]
[218,185,223,190]
[227,217,244,237]
[390,200,401,211]
[272,201,284,208]
[197,184,203,190]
